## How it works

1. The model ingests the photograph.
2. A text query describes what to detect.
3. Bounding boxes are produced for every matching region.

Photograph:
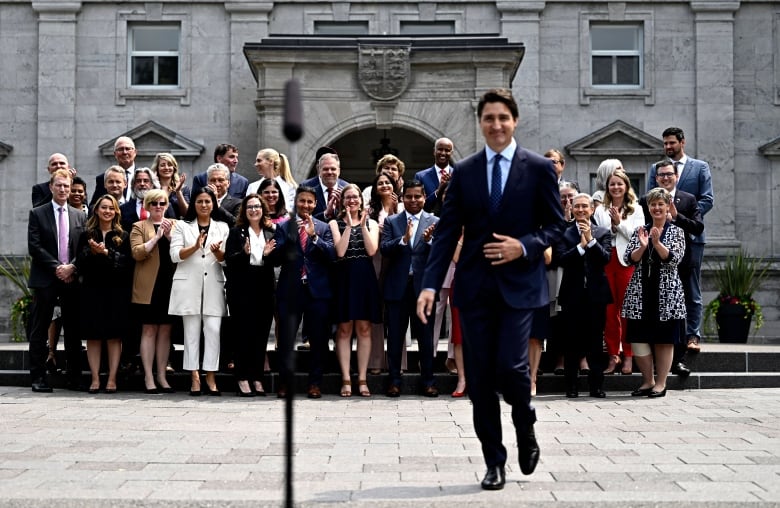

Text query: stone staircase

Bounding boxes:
[0,340,778,396]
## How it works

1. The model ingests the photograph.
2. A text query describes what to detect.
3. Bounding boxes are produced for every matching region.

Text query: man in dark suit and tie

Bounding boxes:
[32,153,77,207]
[417,88,565,490]
[642,158,704,376]
[552,193,613,398]
[267,186,336,399]
[414,137,454,213]
[191,143,249,199]
[648,127,713,354]
[27,169,87,392]
[90,136,136,208]
[300,152,349,220]
[381,180,439,397]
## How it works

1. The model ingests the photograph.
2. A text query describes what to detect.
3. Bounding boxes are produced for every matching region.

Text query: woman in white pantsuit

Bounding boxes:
[169,186,230,396]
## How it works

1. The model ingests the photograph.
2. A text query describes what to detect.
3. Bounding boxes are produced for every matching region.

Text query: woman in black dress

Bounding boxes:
[76,195,133,393]
[130,189,176,393]
[329,184,381,397]
[622,187,687,398]
[225,194,277,396]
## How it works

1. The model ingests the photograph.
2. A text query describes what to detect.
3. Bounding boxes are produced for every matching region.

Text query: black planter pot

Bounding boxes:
[716,302,753,343]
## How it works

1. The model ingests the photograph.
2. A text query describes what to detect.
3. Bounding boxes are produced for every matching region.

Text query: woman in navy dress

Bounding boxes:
[76,195,133,393]
[329,184,381,397]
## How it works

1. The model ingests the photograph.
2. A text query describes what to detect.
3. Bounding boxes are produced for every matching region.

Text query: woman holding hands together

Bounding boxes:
[169,187,230,396]
[225,194,277,396]
[329,184,381,397]
[622,188,686,398]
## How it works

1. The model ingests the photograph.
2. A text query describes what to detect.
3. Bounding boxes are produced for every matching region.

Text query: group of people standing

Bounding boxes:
[537,128,712,401]
[25,88,713,491]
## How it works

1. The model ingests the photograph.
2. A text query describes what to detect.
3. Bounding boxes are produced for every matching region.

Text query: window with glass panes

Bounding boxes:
[129,25,180,87]
[590,24,642,87]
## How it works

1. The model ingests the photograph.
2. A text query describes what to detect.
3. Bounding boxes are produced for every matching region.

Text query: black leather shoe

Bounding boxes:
[648,388,667,398]
[386,385,401,398]
[480,465,506,490]
[631,386,654,397]
[671,362,691,378]
[518,425,540,475]
[31,379,53,393]
[589,389,607,398]
[565,390,578,398]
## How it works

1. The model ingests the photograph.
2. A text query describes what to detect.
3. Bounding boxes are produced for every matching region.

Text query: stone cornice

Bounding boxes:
[31,2,81,16]
[690,1,740,12]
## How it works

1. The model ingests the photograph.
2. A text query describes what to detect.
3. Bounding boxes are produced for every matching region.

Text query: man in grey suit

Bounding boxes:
[27,169,87,392]
[648,127,714,353]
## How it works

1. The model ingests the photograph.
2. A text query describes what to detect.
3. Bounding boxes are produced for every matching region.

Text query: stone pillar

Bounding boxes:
[31,1,81,168]
[691,1,740,251]
[496,1,545,151]
[225,2,273,176]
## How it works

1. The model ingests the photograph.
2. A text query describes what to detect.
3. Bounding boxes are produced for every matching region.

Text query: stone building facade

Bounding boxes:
[0,0,778,334]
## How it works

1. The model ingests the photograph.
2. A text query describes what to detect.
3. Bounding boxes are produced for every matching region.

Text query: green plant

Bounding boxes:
[0,255,32,342]
[703,249,769,335]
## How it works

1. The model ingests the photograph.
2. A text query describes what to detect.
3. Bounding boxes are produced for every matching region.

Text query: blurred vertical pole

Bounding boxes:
[281,78,303,508]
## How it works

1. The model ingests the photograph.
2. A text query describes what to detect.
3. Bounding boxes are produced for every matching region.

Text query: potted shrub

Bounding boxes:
[703,249,769,343]
[0,255,32,342]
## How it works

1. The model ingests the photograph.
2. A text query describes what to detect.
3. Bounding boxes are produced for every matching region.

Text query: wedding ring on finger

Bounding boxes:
[498,253,503,260]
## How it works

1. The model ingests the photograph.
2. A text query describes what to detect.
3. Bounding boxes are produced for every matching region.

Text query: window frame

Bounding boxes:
[128,24,181,89]
[590,24,643,88]
[115,9,191,106]
[578,11,654,106]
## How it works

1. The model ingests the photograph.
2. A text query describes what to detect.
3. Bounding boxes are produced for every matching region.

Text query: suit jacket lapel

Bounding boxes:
[412,213,428,249]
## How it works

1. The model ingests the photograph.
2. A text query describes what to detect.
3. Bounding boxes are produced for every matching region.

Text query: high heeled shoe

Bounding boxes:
[451,385,467,398]
[237,380,254,397]
[603,355,621,375]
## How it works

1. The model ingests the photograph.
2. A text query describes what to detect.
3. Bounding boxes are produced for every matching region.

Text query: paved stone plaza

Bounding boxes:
[0,386,779,507]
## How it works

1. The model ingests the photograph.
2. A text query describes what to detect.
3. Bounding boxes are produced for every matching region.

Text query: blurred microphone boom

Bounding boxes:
[283,80,303,142]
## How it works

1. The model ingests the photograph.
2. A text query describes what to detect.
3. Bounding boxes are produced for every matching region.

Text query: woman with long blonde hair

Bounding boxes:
[593,168,645,375]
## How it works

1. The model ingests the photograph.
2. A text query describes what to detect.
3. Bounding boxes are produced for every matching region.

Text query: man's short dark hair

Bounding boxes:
[477,88,519,120]
[402,179,424,195]
[655,158,676,173]
[662,127,685,142]
[213,143,237,162]
[296,185,317,200]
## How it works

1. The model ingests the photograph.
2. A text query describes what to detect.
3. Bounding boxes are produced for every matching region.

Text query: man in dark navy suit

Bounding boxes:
[418,88,565,490]
[648,127,713,353]
[267,186,336,399]
[299,152,349,220]
[642,158,704,376]
[381,180,439,398]
[552,193,612,398]
[27,169,87,392]
[414,137,454,213]
[191,143,249,199]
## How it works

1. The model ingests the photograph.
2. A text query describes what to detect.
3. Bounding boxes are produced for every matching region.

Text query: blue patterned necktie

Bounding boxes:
[490,154,503,214]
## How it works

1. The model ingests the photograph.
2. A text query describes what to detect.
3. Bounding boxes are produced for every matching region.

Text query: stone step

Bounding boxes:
[1,341,779,394]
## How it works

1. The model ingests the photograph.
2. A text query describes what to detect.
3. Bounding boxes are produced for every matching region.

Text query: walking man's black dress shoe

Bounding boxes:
[518,424,540,475]
[480,465,506,490]
[31,379,53,393]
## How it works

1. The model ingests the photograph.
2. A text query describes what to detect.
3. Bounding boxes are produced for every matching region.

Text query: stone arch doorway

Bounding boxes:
[244,34,524,185]
[304,127,433,188]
